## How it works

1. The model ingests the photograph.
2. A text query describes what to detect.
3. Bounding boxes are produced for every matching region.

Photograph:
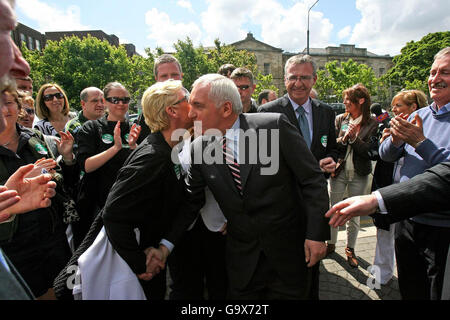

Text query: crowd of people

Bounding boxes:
[1,0,449,301]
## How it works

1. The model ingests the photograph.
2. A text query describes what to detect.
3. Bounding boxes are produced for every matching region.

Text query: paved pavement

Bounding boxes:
[319,217,401,300]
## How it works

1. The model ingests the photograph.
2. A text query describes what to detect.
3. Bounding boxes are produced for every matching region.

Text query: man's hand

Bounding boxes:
[304,240,326,267]
[137,245,169,281]
[325,194,378,228]
[3,164,56,216]
[219,222,227,235]
[319,157,336,173]
[390,114,425,148]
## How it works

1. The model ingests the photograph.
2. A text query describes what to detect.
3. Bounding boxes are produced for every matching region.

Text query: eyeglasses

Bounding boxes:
[24,108,35,115]
[43,92,64,101]
[173,93,190,105]
[105,97,131,104]
[236,85,250,90]
[287,75,314,83]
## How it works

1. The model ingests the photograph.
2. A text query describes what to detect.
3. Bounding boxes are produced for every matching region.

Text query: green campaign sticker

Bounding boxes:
[35,144,48,155]
[341,124,348,132]
[102,134,114,144]
[124,133,129,141]
[321,135,328,147]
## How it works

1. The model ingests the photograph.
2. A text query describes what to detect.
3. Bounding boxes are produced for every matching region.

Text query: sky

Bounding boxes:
[15,0,450,57]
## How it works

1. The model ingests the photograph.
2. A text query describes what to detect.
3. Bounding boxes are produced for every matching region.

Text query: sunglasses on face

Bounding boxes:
[43,92,65,102]
[236,85,250,90]
[105,97,131,104]
[173,92,190,105]
[24,108,35,115]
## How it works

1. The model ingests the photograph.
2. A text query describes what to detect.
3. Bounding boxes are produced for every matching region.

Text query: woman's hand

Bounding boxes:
[56,131,74,161]
[113,121,122,151]
[25,158,57,178]
[128,123,141,150]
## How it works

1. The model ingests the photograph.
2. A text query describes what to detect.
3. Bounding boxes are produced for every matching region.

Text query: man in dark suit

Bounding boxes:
[258,54,337,299]
[258,54,338,175]
[325,161,450,225]
[325,161,450,300]
[149,74,330,299]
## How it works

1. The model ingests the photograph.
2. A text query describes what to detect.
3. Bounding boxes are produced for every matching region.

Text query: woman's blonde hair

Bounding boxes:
[391,89,428,111]
[141,80,183,132]
[35,83,70,119]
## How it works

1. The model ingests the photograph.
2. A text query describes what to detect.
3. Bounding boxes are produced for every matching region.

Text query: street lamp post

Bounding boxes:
[307,0,319,55]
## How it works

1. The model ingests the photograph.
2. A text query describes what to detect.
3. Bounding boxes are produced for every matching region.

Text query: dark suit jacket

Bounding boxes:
[258,95,338,163]
[103,131,186,275]
[378,161,450,222]
[0,249,34,300]
[167,113,330,294]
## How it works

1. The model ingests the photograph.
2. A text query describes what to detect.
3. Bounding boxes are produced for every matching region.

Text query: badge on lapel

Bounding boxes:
[321,135,328,147]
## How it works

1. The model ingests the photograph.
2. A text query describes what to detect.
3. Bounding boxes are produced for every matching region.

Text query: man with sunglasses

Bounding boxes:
[230,67,258,113]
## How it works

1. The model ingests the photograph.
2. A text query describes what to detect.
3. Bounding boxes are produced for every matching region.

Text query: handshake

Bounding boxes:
[137,245,170,281]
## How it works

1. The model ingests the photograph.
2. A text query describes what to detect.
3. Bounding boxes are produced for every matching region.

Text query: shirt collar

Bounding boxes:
[225,116,240,141]
[288,96,312,115]
[431,101,450,115]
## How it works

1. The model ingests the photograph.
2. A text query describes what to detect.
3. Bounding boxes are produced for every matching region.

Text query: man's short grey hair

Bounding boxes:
[80,87,103,102]
[154,54,183,78]
[434,47,450,61]
[284,54,317,77]
[193,74,243,115]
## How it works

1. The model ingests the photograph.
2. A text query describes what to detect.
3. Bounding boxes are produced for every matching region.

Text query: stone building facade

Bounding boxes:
[231,33,393,95]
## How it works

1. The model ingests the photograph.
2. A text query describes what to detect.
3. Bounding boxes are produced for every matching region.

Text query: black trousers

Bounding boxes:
[227,251,311,300]
[395,219,450,300]
[168,217,227,300]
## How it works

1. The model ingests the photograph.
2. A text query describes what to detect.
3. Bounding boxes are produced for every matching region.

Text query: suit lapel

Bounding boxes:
[281,95,301,132]
[310,99,320,151]
[238,114,252,192]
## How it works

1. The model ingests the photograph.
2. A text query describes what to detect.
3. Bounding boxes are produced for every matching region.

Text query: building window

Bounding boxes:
[264,63,270,75]
[35,39,41,51]
[28,36,34,49]
[20,33,26,47]
[379,68,385,75]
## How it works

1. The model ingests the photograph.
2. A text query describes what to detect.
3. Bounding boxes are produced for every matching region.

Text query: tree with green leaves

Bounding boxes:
[23,35,153,112]
[386,31,450,95]
[253,73,279,99]
[314,59,379,103]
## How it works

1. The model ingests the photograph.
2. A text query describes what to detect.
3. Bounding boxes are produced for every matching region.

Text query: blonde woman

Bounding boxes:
[99,80,192,299]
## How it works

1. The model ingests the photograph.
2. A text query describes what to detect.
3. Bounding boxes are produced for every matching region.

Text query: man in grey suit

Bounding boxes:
[150,74,330,299]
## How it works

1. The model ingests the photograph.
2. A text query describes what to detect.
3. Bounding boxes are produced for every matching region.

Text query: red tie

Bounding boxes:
[222,137,242,195]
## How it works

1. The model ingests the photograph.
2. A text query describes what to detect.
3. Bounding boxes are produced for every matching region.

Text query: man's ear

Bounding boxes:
[222,101,233,117]
[359,98,365,106]
[80,100,86,111]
